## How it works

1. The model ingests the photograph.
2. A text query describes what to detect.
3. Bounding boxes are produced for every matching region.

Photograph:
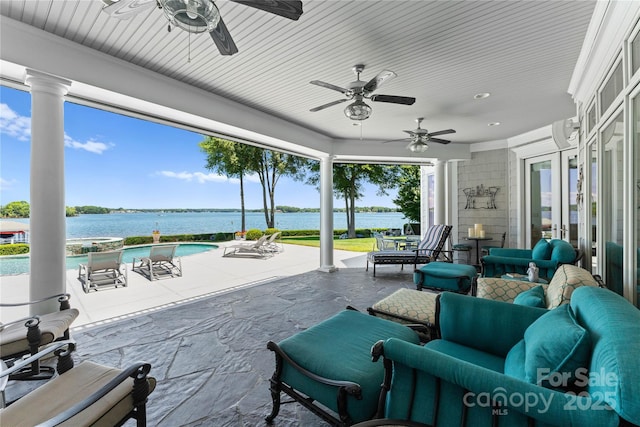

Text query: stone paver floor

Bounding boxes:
[5,267,416,426]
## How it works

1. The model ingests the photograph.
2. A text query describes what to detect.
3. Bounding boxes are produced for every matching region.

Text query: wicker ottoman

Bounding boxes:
[367,288,440,341]
[413,261,477,293]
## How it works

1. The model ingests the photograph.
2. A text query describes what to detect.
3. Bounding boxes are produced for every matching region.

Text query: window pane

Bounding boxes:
[600,62,623,113]
[632,30,640,76]
[530,160,553,246]
[635,96,640,307]
[602,112,624,296]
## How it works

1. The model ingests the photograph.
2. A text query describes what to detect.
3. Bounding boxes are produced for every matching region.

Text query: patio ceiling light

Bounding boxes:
[344,96,372,121]
[160,0,221,33]
[407,141,429,152]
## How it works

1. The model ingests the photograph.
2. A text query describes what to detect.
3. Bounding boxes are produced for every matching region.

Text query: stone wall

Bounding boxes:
[456,149,509,262]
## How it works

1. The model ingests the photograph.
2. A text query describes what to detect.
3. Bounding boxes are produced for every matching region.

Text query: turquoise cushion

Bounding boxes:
[513,285,546,308]
[550,239,577,263]
[532,239,552,260]
[277,310,419,423]
[504,339,526,380]
[523,304,591,386]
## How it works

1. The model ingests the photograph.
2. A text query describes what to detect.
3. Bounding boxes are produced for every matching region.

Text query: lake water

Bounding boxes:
[6,211,409,238]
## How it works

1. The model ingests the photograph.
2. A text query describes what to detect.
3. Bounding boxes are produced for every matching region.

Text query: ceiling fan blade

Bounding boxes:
[428,137,452,144]
[310,80,349,94]
[230,0,303,20]
[310,99,348,112]
[402,130,415,135]
[370,94,416,105]
[209,17,239,55]
[382,138,411,144]
[363,69,396,92]
[102,0,155,19]
[427,129,456,137]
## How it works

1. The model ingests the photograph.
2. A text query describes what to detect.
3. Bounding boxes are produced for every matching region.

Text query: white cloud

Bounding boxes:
[1,103,111,154]
[158,171,261,184]
[0,103,31,141]
[0,177,18,192]
[159,171,229,184]
[64,134,111,154]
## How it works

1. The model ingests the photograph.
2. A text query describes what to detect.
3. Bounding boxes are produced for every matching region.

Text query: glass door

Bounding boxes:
[561,152,579,247]
[525,154,560,248]
[525,150,577,248]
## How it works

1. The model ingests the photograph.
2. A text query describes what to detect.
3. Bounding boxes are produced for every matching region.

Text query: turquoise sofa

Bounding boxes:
[481,238,578,280]
[367,287,640,426]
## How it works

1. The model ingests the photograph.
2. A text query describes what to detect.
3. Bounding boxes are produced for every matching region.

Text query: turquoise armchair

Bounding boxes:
[366,287,640,426]
[481,238,578,280]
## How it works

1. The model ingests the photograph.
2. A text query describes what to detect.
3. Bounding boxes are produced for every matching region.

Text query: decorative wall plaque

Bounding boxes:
[462,184,499,209]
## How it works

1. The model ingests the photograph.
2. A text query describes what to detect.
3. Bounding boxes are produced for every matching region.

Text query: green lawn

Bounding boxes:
[280,236,375,252]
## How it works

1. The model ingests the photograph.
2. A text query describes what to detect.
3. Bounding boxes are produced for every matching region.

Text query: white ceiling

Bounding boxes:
[0,0,596,162]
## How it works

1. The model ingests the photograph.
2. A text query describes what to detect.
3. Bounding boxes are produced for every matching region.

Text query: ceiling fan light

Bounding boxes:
[344,99,372,121]
[160,0,220,33]
[407,141,428,152]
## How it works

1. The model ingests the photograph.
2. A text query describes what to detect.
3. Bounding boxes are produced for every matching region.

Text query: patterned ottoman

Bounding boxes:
[367,288,440,341]
[413,261,477,293]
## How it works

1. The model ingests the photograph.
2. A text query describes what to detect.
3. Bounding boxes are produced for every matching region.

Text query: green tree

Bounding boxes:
[200,138,308,229]
[254,150,308,228]
[393,165,421,223]
[66,206,78,217]
[1,200,30,218]
[200,137,255,232]
[307,163,401,238]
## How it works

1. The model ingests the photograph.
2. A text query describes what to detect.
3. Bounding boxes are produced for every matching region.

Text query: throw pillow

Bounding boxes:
[532,239,552,260]
[523,304,591,387]
[513,285,546,308]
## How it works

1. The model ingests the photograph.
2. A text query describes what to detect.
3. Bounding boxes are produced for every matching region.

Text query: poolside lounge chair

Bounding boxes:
[132,244,183,280]
[366,225,453,276]
[78,250,127,293]
[223,235,271,258]
[0,293,79,383]
[265,231,283,253]
[0,340,156,426]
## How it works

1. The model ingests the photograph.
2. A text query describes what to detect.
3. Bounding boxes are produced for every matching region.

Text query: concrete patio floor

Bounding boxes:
[2,243,418,426]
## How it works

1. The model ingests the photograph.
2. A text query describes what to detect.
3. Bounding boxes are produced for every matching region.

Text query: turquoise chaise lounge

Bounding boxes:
[481,238,579,280]
[361,287,640,426]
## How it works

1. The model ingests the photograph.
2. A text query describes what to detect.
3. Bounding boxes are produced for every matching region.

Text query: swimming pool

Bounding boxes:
[0,243,218,276]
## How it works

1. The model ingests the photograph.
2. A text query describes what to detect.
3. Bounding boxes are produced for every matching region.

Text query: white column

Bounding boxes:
[434,160,446,224]
[25,70,71,315]
[318,155,337,272]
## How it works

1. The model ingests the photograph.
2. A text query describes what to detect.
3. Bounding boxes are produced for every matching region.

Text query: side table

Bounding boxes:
[465,237,493,266]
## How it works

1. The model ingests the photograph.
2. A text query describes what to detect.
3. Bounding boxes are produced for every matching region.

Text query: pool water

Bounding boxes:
[0,243,218,276]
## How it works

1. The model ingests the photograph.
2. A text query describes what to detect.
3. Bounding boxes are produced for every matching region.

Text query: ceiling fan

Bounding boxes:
[309,64,416,121]
[100,0,303,56]
[384,117,456,152]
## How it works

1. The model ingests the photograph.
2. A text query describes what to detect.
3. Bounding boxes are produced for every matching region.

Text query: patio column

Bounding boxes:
[434,160,446,224]
[25,70,71,315]
[319,155,337,272]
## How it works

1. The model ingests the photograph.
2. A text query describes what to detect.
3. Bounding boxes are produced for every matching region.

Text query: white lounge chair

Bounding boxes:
[223,235,272,258]
[78,250,127,292]
[265,231,283,253]
[132,244,182,280]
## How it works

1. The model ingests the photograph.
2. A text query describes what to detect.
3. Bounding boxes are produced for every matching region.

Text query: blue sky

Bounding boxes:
[0,86,397,210]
